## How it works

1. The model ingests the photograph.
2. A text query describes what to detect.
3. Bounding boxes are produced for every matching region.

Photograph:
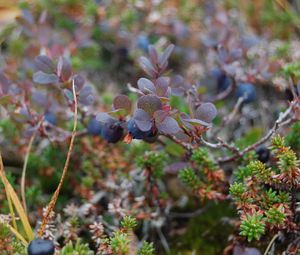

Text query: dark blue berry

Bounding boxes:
[211,68,231,92]
[28,238,55,255]
[127,119,153,140]
[101,119,124,143]
[87,117,103,136]
[236,83,257,103]
[256,146,270,163]
[44,112,57,125]
[137,35,150,52]
[143,132,158,143]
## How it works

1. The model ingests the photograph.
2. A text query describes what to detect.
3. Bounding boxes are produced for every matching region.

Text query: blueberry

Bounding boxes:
[236,83,256,103]
[143,132,158,143]
[127,119,153,140]
[256,146,270,163]
[211,68,231,92]
[87,117,103,136]
[44,112,57,125]
[137,35,150,52]
[28,238,55,255]
[101,119,124,143]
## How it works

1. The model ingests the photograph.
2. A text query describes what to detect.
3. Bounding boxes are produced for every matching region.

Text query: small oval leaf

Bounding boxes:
[133,109,152,131]
[195,102,217,123]
[33,71,58,84]
[137,95,162,116]
[156,116,180,134]
[113,95,132,112]
[137,78,155,94]
[34,55,55,73]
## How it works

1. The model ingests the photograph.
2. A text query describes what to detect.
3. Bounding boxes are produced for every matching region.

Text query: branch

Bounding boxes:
[165,134,193,152]
[264,233,279,255]
[211,76,237,102]
[217,100,296,163]
[38,81,78,237]
[21,118,43,213]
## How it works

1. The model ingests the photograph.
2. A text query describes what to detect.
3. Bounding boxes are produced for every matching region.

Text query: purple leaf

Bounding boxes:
[63,89,74,101]
[233,246,261,255]
[34,55,55,73]
[156,116,180,134]
[22,9,34,25]
[73,74,85,91]
[195,102,217,123]
[217,45,228,63]
[156,77,170,97]
[57,57,72,82]
[79,86,94,105]
[148,46,158,64]
[133,109,152,131]
[32,91,47,107]
[33,71,59,84]
[96,112,114,123]
[0,72,10,95]
[153,110,168,123]
[137,78,155,94]
[79,86,92,98]
[137,95,162,116]
[230,48,243,60]
[158,44,175,68]
[79,94,94,105]
[139,56,157,77]
[113,95,132,112]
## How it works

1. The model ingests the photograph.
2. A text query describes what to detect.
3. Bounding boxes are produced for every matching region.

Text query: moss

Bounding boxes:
[168,202,236,255]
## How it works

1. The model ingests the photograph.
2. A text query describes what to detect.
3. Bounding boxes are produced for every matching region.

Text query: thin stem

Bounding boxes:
[165,134,193,152]
[21,119,43,214]
[38,81,78,237]
[264,233,279,255]
[156,227,170,253]
[217,100,296,163]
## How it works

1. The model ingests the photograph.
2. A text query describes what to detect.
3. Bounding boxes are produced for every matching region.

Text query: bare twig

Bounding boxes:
[264,233,279,255]
[217,101,296,163]
[156,227,170,253]
[212,95,246,137]
[21,118,43,213]
[38,81,78,237]
[165,134,193,152]
[200,136,240,155]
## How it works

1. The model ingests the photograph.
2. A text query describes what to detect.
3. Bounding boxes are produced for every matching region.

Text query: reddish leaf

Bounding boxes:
[113,95,132,112]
